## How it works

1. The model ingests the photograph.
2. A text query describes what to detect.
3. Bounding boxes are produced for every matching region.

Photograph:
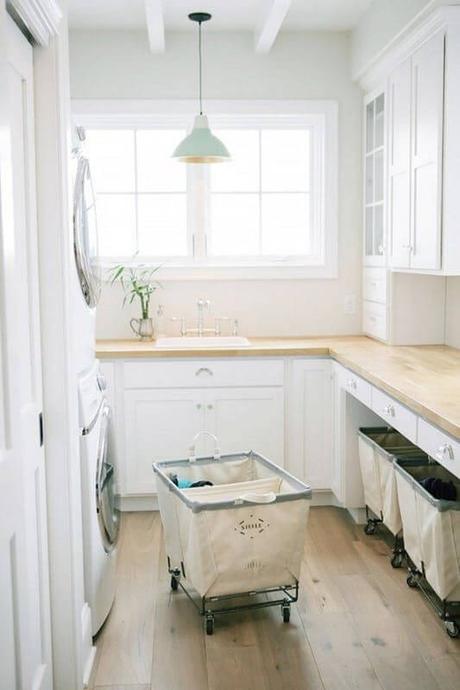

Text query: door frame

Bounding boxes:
[2,1,93,688]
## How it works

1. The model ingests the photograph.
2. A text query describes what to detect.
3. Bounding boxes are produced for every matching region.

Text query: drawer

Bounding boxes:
[371,387,417,443]
[363,301,387,341]
[335,364,371,406]
[363,268,387,304]
[418,418,460,477]
[123,358,284,389]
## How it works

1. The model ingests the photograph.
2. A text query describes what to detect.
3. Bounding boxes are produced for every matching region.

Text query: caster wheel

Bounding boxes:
[205,616,214,635]
[170,575,179,591]
[364,522,376,536]
[406,574,418,589]
[391,552,404,569]
[282,604,291,623]
[445,621,460,639]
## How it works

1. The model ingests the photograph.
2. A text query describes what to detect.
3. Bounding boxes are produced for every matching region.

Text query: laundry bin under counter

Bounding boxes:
[357,427,428,566]
[394,457,460,637]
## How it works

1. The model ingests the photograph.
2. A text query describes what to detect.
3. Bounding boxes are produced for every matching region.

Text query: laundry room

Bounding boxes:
[2,2,460,690]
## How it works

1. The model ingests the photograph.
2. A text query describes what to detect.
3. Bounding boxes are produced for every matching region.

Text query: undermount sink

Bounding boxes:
[155,336,251,348]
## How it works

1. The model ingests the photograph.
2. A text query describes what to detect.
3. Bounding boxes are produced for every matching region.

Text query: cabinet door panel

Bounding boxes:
[389,59,412,268]
[124,389,203,494]
[206,388,284,466]
[289,361,333,489]
[411,32,444,270]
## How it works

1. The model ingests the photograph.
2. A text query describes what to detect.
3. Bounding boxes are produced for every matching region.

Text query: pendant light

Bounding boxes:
[172,12,230,164]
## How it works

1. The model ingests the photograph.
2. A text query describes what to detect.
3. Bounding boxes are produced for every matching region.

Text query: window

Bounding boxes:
[80,101,337,278]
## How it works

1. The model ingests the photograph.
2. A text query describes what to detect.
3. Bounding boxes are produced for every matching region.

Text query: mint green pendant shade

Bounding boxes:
[172,115,230,163]
[172,12,230,164]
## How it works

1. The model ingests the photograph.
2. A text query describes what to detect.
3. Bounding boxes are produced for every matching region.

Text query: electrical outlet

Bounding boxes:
[344,294,356,314]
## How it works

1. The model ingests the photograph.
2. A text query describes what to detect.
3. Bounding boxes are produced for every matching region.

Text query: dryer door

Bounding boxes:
[96,403,120,552]
[73,156,101,307]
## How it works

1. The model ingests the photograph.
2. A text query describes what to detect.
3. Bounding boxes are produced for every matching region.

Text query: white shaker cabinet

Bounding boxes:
[205,387,284,465]
[124,388,203,494]
[288,359,333,490]
[389,30,445,271]
[410,31,444,270]
[118,358,285,496]
[389,58,412,269]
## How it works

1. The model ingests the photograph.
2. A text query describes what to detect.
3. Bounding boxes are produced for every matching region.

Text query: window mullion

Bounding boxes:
[133,129,139,255]
[258,130,263,255]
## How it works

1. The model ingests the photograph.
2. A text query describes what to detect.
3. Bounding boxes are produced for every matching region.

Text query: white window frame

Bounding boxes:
[73,99,338,280]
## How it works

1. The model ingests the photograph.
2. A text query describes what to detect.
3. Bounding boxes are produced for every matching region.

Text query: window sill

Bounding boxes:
[100,261,338,281]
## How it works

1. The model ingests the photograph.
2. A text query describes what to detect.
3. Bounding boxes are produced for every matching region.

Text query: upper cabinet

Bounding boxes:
[363,7,460,277]
[389,32,444,271]
[364,91,386,266]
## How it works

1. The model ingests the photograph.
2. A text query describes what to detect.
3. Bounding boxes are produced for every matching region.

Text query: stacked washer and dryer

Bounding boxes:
[72,127,119,635]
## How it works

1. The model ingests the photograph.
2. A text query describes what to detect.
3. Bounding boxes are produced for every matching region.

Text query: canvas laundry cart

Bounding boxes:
[358,427,427,567]
[394,457,460,638]
[153,433,311,634]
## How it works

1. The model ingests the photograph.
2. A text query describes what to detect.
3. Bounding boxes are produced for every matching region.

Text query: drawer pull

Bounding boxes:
[195,367,213,377]
[435,444,454,462]
[347,379,357,391]
[383,404,395,417]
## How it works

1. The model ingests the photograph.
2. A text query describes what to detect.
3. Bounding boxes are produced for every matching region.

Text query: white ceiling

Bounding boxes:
[68,0,373,32]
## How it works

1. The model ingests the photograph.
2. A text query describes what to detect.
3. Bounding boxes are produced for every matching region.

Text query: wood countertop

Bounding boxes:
[96,336,460,439]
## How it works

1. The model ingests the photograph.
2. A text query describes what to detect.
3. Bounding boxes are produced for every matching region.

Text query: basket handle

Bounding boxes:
[235,492,277,504]
[189,431,221,463]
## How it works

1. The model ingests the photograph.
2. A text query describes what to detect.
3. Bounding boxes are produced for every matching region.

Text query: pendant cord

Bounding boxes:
[198,21,203,115]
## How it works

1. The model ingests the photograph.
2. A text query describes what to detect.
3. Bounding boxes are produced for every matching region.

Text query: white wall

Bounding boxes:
[446,278,460,349]
[69,29,362,339]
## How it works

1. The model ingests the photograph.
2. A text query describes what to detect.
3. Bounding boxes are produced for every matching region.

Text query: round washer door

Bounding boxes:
[96,403,120,552]
[73,156,101,308]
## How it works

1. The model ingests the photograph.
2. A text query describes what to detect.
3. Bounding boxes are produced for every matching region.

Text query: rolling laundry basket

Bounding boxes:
[153,432,312,634]
[358,427,428,567]
[394,458,460,638]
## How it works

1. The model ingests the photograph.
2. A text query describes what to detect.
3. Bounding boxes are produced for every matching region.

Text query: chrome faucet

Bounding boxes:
[170,298,238,337]
[196,298,210,336]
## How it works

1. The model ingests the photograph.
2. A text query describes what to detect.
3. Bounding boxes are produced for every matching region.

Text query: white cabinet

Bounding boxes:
[364,91,386,266]
[124,388,203,494]
[410,32,444,270]
[119,359,285,496]
[389,59,412,268]
[389,31,445,271]
[206,387,284,465]
[288,360,333,490]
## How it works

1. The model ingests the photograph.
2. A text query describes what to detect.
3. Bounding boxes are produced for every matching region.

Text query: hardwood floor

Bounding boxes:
[88,507,460,690]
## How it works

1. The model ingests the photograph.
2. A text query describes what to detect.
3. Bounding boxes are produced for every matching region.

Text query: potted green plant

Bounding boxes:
[108,261,161,341]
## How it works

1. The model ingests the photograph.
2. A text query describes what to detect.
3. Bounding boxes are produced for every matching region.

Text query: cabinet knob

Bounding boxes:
[196,403,202,410]
[436,443,454,461]
[383,404,395,417]
[207,404,213,410]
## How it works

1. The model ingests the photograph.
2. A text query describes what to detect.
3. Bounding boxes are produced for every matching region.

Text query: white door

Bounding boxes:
[288,360,333,489]
[0,16,52,690]
[410,31,444,270]
[205,387,284,465]
[124,388,203,494]
[389,58,412,269]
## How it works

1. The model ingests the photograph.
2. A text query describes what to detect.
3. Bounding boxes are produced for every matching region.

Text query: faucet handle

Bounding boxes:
[214,316,231,336]
[170,316,186,336]
[197,298,211,311]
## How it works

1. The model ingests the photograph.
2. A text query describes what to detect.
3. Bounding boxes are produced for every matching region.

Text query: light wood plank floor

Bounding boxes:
[88,507,460,690]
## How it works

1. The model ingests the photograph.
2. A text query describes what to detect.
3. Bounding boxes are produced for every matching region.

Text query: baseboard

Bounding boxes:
[116,494,158,512]
[347,507,367,524]
[309,490,341,507]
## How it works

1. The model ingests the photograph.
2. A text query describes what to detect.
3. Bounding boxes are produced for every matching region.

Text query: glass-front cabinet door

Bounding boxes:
[364,91,386,266]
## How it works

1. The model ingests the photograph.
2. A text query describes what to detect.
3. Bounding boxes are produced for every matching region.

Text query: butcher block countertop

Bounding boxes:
[96,336,460,439]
